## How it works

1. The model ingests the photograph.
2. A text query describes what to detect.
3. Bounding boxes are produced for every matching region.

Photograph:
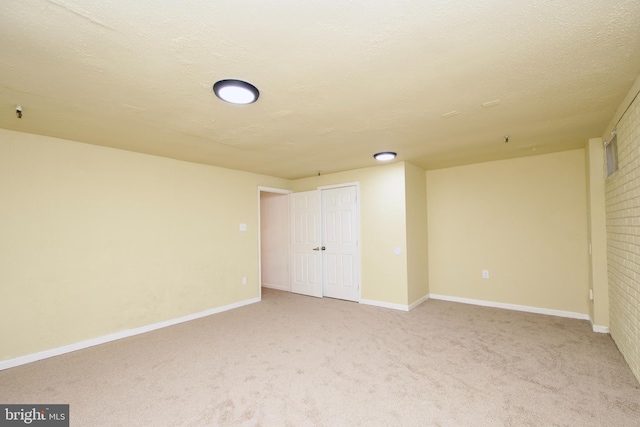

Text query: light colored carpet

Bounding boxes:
[1,288,639,426]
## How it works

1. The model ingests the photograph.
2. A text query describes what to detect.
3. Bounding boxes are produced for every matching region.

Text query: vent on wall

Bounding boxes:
[605,131,618,179]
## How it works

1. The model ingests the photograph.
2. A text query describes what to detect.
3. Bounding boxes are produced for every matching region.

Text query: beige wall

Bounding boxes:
[292,163,409,305]
[2,123,619,367]
[404,162,429,305]
[427,150,590,314]
[603,74,640,382]
[0,129,289,361]
[260,192,289,290]
[585,138,609,328]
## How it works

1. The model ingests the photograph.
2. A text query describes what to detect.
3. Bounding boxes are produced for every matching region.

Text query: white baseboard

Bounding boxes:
[428,294,591,321]
[262,283,289,291]
[360,294,429,312]
[365,294,610,333]
[590,320,610,334]
[429,294,609,333]
[408,294,430,311]
[360,299,409,311]
[0,296,261,372]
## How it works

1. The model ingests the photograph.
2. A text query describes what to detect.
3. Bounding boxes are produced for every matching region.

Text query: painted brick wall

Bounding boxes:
[605,93,640,382]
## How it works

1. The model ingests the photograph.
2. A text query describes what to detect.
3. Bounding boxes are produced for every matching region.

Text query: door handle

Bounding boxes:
[313,247,320,251]
[321,246,326,251]
[312,246,326,251]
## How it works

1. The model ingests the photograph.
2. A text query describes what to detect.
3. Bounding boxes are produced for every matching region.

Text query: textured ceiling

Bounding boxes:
[1,0,640,179]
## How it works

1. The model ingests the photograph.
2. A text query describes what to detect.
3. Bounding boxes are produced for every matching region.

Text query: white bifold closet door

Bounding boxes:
[290,186,359,302]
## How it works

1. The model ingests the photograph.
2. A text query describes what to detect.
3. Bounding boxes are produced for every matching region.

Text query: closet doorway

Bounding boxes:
[258,183,361,303]
[258,187,290,298]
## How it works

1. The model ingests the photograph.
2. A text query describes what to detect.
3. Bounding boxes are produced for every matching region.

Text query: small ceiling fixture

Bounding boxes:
[213,79,259,104]
[373,152,397,161]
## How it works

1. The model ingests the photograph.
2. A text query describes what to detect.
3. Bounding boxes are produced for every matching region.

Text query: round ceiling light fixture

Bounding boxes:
[373,152,397,161]
[213,79,259,104]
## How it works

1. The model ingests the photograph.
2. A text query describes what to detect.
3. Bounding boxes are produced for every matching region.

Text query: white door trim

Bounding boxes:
[317,181,360,191]
[258,186,291,195]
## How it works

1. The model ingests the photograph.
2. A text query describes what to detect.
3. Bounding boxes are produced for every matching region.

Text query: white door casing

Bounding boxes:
[321,186,359,301]
[290,190,323,297]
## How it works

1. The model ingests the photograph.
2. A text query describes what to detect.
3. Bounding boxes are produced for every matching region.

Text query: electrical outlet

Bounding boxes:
[482,270,490,279]
[241,276,247,285]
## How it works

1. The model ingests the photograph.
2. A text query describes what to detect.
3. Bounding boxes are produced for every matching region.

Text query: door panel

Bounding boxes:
[322,186,359,301]
[290,191,323,297]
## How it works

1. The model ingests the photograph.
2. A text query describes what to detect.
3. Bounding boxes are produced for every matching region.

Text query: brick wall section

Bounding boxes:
[605,93,640,382]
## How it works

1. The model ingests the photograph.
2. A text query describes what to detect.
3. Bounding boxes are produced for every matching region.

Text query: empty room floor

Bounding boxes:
[1,288,639,426]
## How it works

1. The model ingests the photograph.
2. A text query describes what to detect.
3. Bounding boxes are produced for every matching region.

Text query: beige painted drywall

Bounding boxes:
[260,192,289,290]
[292,163,408,305]
[585,138,609,327]
[404,162,429,305]
[0,129,290,361]
[427,150,590,314]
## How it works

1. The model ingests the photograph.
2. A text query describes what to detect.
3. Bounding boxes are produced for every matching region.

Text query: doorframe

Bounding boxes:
[317,182,362,302]
[257,186,292,301]
[259,182,362,302]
